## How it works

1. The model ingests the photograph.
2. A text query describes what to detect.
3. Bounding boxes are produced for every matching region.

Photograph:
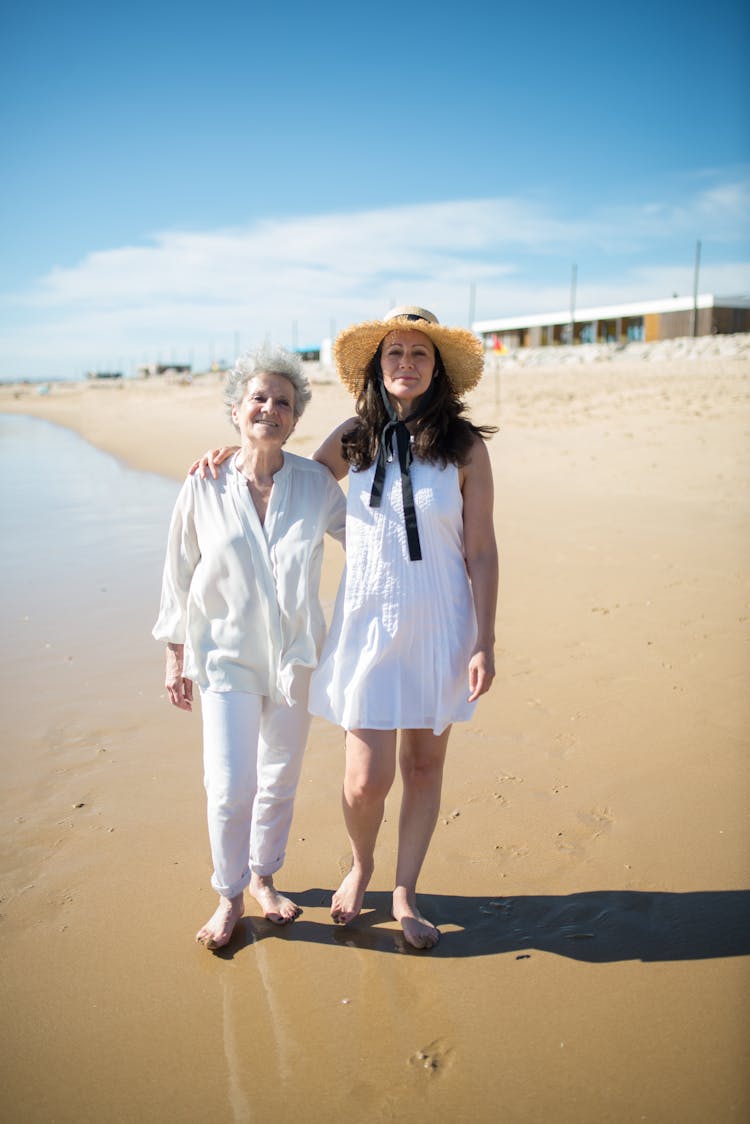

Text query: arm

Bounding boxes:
[153,479,201,709]
[188,415,355,482]
[189,416,356,481]
[189,446,239,479]
[324,473,347,547]
[187,417,354,481]
[312,418,357,481]
[165,642,194,711]
[460,438,499,702]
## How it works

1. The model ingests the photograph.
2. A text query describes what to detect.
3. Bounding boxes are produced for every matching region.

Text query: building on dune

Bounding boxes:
[473,294,750,351]
[136,363,192,378]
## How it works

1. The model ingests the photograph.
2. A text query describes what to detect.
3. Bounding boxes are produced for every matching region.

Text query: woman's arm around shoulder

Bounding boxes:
[460,435,499,702]
[312,418,357,481]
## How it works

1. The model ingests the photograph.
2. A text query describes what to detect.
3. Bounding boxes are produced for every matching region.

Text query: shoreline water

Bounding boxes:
[1,350,749,1122]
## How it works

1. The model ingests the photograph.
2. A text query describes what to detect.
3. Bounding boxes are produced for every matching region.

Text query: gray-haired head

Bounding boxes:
[224,343,312,429]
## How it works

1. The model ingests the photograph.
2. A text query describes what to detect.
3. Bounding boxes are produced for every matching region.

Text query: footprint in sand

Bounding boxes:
[496,843,529,860]
[582,806,614,833]
[556,807,614,857]
[409,1039,454,1074]
[552,732,577,757]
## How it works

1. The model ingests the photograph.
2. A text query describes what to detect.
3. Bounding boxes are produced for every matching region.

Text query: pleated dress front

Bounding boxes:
[309,452,477,735]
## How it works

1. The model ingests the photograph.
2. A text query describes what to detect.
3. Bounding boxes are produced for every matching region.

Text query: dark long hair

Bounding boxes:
[340,343,497,470]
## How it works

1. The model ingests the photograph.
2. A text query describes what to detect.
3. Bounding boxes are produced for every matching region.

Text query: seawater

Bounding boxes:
[0,414,180,741]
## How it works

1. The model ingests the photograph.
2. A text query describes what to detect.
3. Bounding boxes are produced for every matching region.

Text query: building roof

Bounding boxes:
[473,294,750,334]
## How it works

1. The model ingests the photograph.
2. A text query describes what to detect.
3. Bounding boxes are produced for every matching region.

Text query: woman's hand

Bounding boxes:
[165,643,193,710]
[188,446,238,479]
[468,647,495,702]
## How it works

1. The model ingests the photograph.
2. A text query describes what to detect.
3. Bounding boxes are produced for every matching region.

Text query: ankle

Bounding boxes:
[348,855,375,878]
[393,885,417,909]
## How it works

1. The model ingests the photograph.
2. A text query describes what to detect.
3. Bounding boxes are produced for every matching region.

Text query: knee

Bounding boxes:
[344,770,391,807]
[401,754,444,791]
[206,785,249,820]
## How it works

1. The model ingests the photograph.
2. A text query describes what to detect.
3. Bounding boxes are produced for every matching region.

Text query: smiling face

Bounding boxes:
[379,329,436,414]
[231,371,297,450]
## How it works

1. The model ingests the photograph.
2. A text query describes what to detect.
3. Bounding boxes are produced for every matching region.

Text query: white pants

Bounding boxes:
[200,671,312,899]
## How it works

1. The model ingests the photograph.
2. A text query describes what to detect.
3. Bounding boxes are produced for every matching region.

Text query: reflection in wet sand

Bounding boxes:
[221,969,251,1124]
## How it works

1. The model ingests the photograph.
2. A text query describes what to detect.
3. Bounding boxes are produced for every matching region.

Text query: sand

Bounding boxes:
[1,344,749,1122]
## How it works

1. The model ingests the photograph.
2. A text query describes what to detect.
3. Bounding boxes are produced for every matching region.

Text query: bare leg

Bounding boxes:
[331,729,397,924]
[248,872,301,924]
[196,893,245,950]
[392,727,450,949]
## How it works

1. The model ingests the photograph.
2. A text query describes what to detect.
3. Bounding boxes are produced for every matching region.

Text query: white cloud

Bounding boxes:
[1,178,748,379]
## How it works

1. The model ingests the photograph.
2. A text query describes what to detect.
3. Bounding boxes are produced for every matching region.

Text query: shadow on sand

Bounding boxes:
[213,888,750,961]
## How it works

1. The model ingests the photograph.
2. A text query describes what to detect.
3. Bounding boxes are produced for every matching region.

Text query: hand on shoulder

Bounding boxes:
[189,446,239,479]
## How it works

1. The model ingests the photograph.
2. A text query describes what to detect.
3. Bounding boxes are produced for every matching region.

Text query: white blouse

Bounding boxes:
[153,453,346,704]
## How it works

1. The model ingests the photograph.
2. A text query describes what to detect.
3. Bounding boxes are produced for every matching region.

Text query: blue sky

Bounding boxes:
[1,0,748,379]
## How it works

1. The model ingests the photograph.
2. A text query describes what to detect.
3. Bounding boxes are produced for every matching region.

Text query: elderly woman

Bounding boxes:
[309,306,498,949]
[154,344,345,949]
[195,307,498,950]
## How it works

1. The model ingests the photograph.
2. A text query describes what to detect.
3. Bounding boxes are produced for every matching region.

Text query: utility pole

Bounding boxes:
[691,240,702,337]
[468,283,476,328]
[569,264,577,345]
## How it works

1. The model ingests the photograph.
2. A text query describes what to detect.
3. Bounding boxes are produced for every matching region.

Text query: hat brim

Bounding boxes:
[333,315,484,395]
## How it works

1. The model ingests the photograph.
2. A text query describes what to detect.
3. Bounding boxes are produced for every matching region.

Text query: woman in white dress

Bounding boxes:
[154,345,345,949]
[194,308,498,949]
[309,306,498,949]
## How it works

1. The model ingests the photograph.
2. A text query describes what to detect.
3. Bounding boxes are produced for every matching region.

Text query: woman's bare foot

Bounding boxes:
[392,888,440,949]
[196,893,245,950]
[331,863,372,925]
[249,873,301,925]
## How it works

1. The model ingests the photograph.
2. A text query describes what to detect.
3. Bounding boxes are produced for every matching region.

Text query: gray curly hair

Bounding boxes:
[224,343,312,428]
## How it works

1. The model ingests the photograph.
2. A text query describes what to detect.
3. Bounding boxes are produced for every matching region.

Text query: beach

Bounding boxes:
[1,340,749,1122]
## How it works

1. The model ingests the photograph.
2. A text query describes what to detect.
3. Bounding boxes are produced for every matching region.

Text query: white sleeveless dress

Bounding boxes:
[309,455,477,734]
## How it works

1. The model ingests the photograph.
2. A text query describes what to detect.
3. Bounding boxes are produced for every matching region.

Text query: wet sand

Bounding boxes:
[1,345,749,1122]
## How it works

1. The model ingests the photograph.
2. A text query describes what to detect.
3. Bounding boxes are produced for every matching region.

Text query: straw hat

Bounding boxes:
[333,305,484,395]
